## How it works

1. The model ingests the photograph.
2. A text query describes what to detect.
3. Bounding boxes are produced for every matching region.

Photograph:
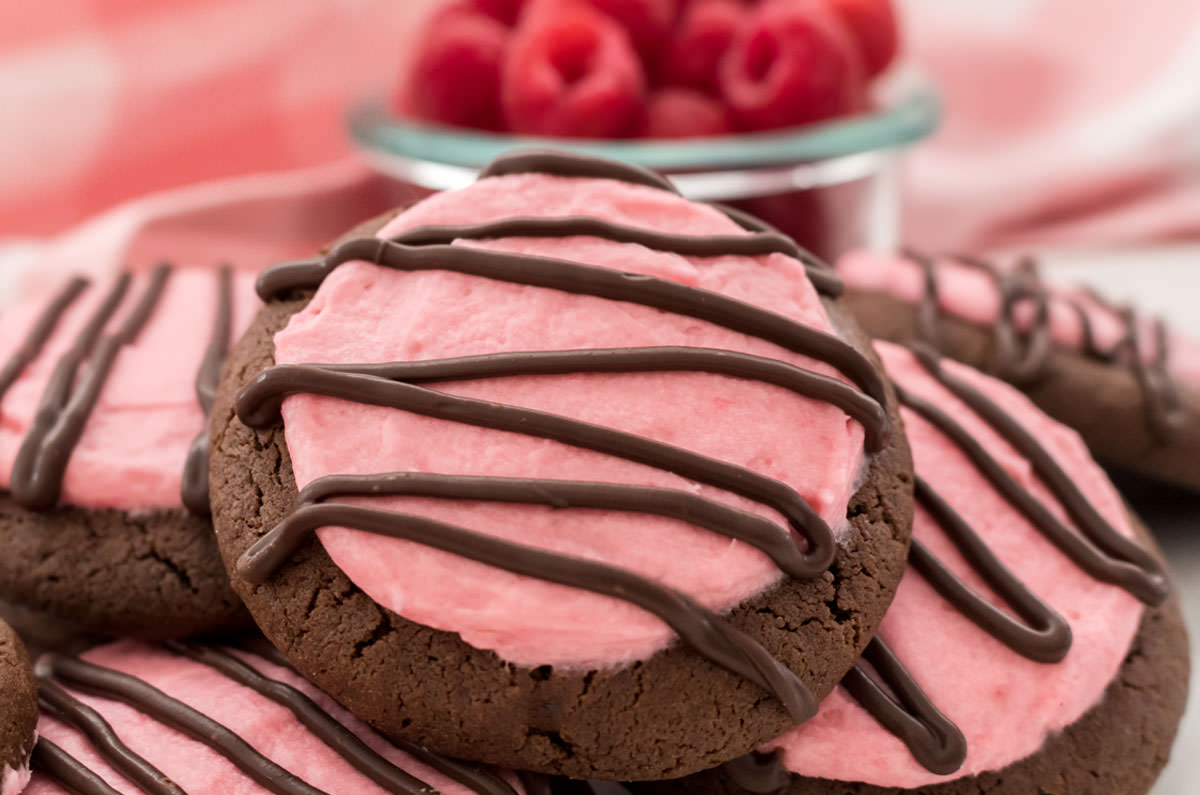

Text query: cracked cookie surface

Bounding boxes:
[210,183,914,780]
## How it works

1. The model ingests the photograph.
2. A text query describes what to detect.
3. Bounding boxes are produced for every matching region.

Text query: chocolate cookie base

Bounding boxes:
[209,219,915,781]
[0,497,249,639]
[843,289,1200,493]
[0,620,37,779]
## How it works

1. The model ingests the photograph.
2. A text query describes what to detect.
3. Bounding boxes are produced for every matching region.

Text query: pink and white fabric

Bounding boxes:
[0,1,433,238]
[899,0,1200,251]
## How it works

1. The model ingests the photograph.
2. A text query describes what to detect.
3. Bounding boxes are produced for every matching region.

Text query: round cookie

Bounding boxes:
[210,151,915,780]
[636,343,1184,795]
[26,639,532,794]
[0,619,37,795]
[0,266,256,637]
[835,249,1200,492]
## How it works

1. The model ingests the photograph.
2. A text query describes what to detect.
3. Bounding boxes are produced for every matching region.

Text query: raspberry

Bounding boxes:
[502,3,648,138]
[719,0,866,131]
[824,0,899,78]
[659,0,747,92]
[639,88,733,138]
[401,5,509,130]
[580,0,678,58]
[468,0,528,27]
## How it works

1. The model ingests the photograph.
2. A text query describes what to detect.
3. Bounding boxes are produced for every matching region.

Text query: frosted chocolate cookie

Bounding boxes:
[210,151,914,780]
[837,250,1200,491]
[26,639,533,794]
[0,619,36,795]
[638,343,1184,795]
[0,266,256,637]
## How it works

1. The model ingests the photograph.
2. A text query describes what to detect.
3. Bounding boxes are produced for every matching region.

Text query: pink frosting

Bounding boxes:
[272,173,867,669]
[1,764,30,795]
[837,249,1200,387]
[0,268,259,511]
[26,642,521,795]
[771,342,1144,788]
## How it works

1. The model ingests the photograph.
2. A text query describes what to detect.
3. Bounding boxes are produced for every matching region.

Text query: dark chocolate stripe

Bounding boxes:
[1084,303,1184,440]
[37,653,328,795]
[239,501,817,724]
[38,679,185,795]
[11,265,172,510]
[293,346,886,451]
[911,476,1072,663]
[32,738,123,795]
[907,344,1169,605]
[388,217,841,298]
[181,266,234,515]
[911,250,1184,441]
[166,642,518,795]
[477,150,678,193]
[471,150,852,298]
[0,276,89,402]
[254,238,887,409]
[236,365,835,576]
[245,472,813,581]
[842,638,967,776]
[710,202,843,295]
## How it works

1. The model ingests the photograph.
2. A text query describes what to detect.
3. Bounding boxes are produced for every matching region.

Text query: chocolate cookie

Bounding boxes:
[0,619,38,795]
[634,343,1184,795]
[0,266,256,637]
[210,151,915,780]
[835,250,1200,491]
[26,638,536,794]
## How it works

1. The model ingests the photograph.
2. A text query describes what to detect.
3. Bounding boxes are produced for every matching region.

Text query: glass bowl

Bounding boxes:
[348,70,940,262]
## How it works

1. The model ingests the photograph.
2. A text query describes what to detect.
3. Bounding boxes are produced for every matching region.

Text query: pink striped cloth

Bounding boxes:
[899,0,1200,251]
[0,0,1196,278]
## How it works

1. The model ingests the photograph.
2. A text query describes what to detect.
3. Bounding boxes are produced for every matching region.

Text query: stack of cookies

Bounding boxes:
[0,151,1189,794]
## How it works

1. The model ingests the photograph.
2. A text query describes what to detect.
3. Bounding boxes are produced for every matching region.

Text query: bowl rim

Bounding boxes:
[348,69,941,173]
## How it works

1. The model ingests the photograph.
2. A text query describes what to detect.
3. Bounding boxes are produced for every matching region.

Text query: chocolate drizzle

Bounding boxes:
[389,217,842,298]
[0,276,89,402]
[31,738,123,795]
[38,678,185,795]
[477,150,679,193]
[11,265,172,510]
[34,646,518,795]
[910,476,1072,663]
[902,344,1169,606]
[842,638,967,775]
[725,339,1170,784]
[254,239,886,410]
[238,150,891,729]
[181,266,234,515]
[909,250,1185,441]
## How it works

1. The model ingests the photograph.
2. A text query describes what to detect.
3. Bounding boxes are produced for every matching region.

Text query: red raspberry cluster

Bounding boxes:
[396,0,899,139]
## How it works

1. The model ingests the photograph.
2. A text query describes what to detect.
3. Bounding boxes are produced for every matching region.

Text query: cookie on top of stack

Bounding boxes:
[210,150,913,781]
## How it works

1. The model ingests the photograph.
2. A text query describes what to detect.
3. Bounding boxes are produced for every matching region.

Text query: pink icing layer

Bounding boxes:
[837,250,1200,387]
[1,764,30,795]
[772,342,1144,788]
[0,268,259,511]
[26,642,521,795]
[273,173,867,669]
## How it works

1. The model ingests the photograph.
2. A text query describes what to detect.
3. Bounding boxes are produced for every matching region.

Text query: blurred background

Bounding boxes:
[1,0,1197,791]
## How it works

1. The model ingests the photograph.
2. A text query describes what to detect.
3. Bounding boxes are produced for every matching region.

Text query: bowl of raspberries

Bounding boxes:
[350,0,938,260]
